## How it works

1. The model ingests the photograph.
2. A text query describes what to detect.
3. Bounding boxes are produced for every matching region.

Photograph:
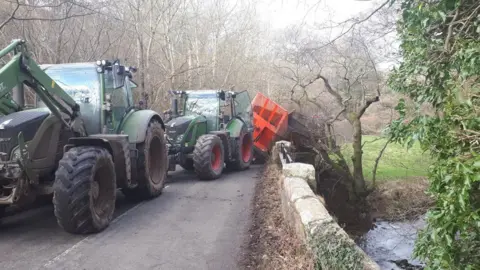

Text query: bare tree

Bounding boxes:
[275,25,384,197]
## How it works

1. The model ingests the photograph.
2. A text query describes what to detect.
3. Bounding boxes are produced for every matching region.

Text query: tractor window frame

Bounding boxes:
[183,91,220,131]
[233,90,252,128]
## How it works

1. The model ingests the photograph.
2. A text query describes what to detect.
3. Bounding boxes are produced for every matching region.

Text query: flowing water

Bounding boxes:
[357,216,426,269]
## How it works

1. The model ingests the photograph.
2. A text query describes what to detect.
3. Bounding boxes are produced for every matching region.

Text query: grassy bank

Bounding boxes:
[340,135,431,182]
[338,135,434,220]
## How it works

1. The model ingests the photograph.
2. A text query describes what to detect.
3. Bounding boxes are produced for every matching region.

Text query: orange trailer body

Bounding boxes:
[251,93,289,154]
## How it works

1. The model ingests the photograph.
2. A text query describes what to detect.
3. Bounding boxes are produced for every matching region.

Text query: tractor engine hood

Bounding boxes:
[0,109,50,161]
[165,114,203,144]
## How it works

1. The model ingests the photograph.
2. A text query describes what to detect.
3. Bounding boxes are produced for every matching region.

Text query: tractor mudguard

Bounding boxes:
[65,137,114,156]
[65,135,133,189]
[225,117,247,138]
[120,109,165,144]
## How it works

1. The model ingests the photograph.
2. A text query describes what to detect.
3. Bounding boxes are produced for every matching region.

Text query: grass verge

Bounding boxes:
[242,164,314,270]
[339,135,434,220]
[340,135,431,181]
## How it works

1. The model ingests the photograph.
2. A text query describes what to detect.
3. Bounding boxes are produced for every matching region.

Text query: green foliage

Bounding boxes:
[340,135,430,181]
[388,0,480,268]
[308,223,365,270]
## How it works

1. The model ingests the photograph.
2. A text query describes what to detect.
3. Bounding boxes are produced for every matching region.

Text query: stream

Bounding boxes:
[357,216,426,269]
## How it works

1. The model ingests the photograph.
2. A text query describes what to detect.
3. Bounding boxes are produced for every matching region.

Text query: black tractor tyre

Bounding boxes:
[226,132,253,171]
[53,146,116,234]
[193,135,225,180]
[0,206,5,225]
[122,121,168,201]
[179,158,194,171]
[252,146,268,165]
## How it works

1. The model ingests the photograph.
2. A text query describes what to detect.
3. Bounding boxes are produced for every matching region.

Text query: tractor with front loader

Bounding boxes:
[0,39,168,234]
[164,90,254,180]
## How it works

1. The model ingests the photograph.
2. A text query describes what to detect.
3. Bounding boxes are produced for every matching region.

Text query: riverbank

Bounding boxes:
[340,135,433,269]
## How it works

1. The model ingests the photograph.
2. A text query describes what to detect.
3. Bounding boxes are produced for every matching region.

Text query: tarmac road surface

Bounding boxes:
[0,165,261,270]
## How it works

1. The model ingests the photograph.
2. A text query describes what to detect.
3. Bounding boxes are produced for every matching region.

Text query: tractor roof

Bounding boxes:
[182,89,242,94]
[184,89,222,94]
[40,62,96,70]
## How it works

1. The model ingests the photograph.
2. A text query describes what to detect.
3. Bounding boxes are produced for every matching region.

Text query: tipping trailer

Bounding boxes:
[251,93,312,162]
[0,39,168,234]
[251,93,288,161]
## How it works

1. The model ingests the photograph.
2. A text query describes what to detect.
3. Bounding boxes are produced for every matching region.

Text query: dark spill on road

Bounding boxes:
[356,216,426,270]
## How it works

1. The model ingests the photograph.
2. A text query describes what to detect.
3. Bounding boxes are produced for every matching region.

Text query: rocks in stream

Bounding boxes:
[389,259,424,270]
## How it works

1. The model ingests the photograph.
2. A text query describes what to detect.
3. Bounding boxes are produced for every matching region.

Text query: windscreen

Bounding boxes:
[183,91,219,131]
[184,92,219,117]
[43,64,101,134]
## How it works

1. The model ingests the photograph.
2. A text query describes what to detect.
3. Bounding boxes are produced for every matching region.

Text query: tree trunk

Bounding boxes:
[351,117,366,195]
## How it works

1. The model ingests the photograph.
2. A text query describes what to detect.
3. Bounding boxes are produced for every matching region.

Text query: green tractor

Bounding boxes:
[0,39,168,234]
[164,90,254,180]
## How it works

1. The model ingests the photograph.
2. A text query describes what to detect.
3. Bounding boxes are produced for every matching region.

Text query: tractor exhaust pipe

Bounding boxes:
[172,97,178,117]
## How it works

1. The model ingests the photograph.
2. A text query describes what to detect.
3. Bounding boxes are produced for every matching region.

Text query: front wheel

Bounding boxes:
[122,120,168,201]
[193,135,224,180]
[53,146,116,234]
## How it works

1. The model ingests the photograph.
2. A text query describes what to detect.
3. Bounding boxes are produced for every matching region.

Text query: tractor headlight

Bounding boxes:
[176,134,184,143]
[10,143,28,161]
[10,146,21,161]
[96,60,102,66]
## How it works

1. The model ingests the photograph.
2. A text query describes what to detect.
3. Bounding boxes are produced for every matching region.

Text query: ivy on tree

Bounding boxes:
[388,0,480,269]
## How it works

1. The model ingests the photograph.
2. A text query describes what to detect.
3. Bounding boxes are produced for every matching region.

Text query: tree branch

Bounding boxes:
[357,96,380,119]
[318,74,344,106]
[0,1,20,31]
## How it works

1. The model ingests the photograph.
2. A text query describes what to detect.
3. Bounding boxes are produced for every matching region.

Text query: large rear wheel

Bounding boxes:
[193,135,224,180]
[122,120,168,201]
[53,146,116,234]
[226,131,253,170]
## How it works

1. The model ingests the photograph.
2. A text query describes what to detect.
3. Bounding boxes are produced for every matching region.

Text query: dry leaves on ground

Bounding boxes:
[242,164,314,270]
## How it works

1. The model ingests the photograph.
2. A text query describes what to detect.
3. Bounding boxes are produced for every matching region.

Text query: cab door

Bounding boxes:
[233,90,253,130]
[105,74,131,133]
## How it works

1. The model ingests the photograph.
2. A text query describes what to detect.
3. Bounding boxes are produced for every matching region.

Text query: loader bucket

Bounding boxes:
[251,93,289,155]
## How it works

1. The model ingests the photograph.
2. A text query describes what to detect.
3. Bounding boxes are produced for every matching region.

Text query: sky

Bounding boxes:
[256,0,377,29]
[255,0,398,70]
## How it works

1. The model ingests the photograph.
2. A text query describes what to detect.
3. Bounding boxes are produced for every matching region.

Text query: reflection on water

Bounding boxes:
[357,216,425,269]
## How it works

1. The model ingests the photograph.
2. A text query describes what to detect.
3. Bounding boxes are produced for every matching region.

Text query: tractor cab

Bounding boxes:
[40,61,139,135]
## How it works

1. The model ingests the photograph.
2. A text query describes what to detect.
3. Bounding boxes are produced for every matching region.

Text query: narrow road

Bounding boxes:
[0,165,260,270]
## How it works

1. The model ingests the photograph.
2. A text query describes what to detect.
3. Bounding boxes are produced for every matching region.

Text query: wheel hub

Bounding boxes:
[149,136,165,184]
[91,181,100,200]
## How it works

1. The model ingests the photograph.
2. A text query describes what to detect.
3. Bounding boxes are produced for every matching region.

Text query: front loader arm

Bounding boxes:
[0,39,80,123]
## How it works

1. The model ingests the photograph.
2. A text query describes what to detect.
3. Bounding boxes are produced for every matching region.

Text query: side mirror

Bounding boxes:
[112,63,125,89]
[223,114,231,122]
[219,91,226,101]
[138,100,145,109]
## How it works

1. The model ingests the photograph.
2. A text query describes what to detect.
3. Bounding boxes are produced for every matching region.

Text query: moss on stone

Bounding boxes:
[307,221,365,270]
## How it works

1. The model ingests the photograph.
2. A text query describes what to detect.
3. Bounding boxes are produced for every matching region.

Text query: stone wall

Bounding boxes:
[272,141,379,270]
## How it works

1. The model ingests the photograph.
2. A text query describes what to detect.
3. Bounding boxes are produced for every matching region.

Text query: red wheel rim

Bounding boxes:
[241,134,252,163]
[211,144,222,170]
